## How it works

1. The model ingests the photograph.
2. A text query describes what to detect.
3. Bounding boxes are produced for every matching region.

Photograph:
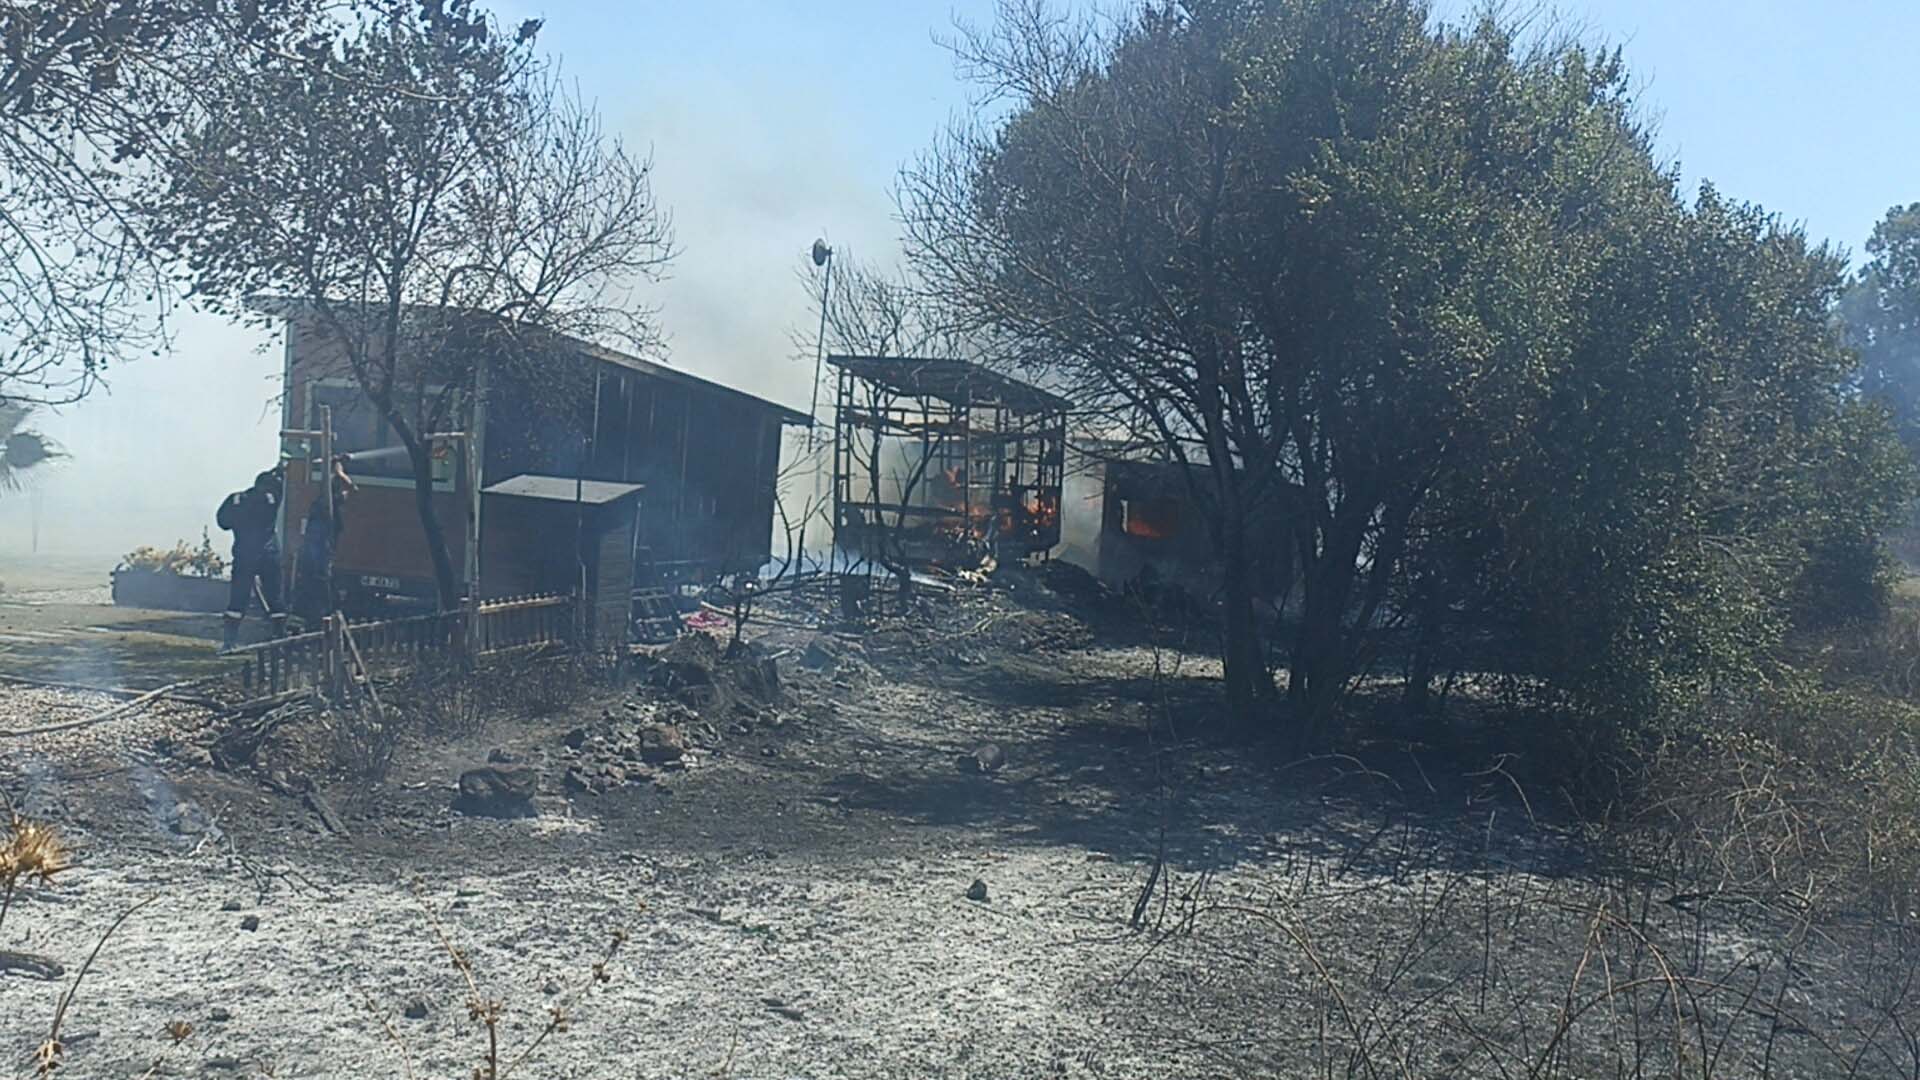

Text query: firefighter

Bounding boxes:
[215,465,286,652]
[289,456,356,630]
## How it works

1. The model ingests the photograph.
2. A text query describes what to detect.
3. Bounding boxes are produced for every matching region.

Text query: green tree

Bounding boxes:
[146,1,673,608]
[0,404,63,491]
[1843,205,1920,452]
[905,0,1912,748]
[0,0,331,404]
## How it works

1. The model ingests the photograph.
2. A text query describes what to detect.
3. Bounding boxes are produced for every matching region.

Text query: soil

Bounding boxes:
[1,568,1913,1079]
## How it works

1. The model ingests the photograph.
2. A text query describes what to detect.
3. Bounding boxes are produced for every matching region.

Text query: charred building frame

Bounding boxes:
[828,355,1069,568]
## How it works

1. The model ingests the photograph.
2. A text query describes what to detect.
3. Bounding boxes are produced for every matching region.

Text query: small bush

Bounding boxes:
[117,531,228,579]
[1624,680,1920,917]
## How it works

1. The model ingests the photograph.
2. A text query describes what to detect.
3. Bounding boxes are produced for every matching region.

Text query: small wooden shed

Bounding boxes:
[479,474,643,645]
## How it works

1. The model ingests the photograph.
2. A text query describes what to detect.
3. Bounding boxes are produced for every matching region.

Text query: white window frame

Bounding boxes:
[304,378,460,493]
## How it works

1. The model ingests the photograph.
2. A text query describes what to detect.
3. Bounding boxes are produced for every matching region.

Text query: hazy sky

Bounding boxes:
[6,0,1917,560]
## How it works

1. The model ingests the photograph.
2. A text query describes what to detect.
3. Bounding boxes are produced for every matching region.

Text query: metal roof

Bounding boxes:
[573,339,813,426]
[827,355,1074,415]
[246,296,813,427]
[482,475,644,505]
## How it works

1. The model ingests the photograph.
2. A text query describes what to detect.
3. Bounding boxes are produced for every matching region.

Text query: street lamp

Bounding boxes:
[807,237,834,449]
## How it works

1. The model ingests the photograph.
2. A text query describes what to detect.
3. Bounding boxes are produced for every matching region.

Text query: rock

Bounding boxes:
[562,727,589,750]
[220,899,243,912]
[209,1006,232,1023]
[485,747,522,765]
[602,764,628,786]
[761,996,806,1022]
[175,744,216,769]
[969,744,1006,774]
[563,766,592,796]
[639,724,688,764]
[648,633,721,691]
[453,766,538,819]
[168,800,213,836]
[966,879,989,902]
[734,654,782,703]
[800,637,841,671]
[403,998,429,1020]
[239,914,261,932]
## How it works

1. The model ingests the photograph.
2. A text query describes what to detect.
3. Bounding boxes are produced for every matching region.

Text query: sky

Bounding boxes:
[4,0,1917,562]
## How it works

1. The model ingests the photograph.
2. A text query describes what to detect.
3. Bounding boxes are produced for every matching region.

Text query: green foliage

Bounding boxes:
[143,1,670,608]
[118,532,228,579]
[910,0,1914,754]
[1842,204,1920,452]
[0,404,65,491]
[0,0,335,403]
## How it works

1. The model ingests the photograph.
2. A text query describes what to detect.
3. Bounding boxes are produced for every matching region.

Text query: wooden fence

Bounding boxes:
[472,594,577,654]
[231,593,577,703]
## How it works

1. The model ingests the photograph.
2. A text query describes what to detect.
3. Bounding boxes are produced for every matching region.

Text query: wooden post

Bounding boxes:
[461,594,479,664]
[320,405,335,621]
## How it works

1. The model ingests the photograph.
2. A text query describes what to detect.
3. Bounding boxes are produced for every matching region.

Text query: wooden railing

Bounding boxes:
[230,593,577,704]
[473,594,577,654]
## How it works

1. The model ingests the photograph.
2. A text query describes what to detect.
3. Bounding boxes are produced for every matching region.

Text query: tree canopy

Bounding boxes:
[143,0,673,607]
[904,0,1911,747]
[0,0,342,404]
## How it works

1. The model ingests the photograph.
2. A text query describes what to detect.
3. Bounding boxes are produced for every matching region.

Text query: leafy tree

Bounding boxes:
[0,403,63,491]
[146,1,673,608]
[905,0,1912,747]
[0,0,329,404]
[1843,205,1920,452]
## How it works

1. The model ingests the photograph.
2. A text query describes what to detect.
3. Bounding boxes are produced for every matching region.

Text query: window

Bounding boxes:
[1118,496,1181,541]
[303,381,456,488]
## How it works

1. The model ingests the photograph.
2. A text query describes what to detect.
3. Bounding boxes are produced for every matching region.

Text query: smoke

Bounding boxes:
[129,762,220,844]
[0,6,987,567]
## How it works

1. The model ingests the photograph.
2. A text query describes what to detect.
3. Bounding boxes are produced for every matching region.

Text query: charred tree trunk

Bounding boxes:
[1402,570,1443,720]
[1218,516,1268,730]
[406,438,460,611]
[1288,515,1363,744]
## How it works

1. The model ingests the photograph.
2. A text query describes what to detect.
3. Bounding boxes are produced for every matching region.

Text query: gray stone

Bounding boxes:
[639,724,689,763]
[453,766,538,818]
[969,744,1006,774]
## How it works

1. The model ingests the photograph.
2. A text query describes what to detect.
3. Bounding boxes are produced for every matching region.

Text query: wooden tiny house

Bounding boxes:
[266,303,809,627]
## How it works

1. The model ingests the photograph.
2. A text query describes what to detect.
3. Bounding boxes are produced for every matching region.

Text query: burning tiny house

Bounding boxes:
[1058,444,1296,606]
[828,355,1069,569]
[267,303,808,629]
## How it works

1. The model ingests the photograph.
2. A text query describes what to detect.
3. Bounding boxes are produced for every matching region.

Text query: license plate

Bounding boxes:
[360,575,402,590]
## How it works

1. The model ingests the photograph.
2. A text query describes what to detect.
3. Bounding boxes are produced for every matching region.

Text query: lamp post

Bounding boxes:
[802,239,835,573]
[807,238,833,450]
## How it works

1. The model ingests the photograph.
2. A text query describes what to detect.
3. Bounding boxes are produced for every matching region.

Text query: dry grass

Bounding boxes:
[1,805,71,936]
[0,805,186,1080]
[1115,832,1920,1079]
[1610,585,1920,922]
[363,884,633,1080]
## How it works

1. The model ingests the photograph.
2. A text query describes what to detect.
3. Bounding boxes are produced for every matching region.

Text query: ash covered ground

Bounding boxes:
[1,567,1910,1079]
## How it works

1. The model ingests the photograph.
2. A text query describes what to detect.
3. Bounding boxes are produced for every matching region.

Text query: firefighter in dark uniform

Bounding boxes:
[215,466,286,652]
[290,456,356,631]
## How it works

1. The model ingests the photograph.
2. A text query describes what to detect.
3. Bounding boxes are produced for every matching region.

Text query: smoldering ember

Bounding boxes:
[5,3,1920,1079]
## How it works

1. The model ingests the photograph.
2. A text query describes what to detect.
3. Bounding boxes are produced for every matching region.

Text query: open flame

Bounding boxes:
[1120,497,1179,541]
